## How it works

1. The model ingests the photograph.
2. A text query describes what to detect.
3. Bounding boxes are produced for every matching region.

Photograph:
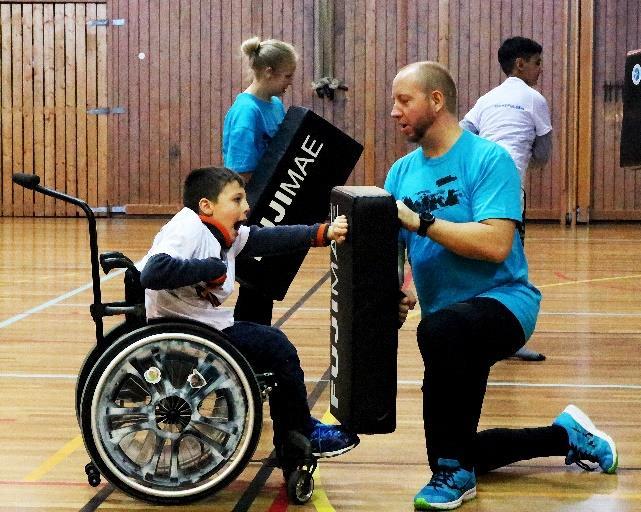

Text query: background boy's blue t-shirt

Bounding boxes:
[384,130,541,339]
[222,93,286,173]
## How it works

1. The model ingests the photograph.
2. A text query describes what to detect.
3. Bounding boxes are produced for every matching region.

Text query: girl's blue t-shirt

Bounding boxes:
[222,93,286,173]
[384,130,541,339]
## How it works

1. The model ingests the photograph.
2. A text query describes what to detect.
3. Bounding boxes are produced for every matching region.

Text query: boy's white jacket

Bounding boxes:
[137,207,250,330]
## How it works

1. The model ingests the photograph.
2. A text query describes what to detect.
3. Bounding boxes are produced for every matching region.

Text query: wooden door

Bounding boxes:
[591,0,641,220]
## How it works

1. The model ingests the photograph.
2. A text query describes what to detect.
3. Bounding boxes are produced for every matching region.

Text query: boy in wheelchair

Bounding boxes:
[137,166,360,476]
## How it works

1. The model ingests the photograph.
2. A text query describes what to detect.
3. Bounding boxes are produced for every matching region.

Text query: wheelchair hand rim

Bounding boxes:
[87,331,258,499]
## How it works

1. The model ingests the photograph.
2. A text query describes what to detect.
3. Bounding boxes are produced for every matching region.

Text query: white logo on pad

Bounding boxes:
[632,64,641,86]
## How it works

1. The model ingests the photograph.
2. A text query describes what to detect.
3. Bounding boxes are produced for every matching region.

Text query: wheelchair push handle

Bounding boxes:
[12,172,41,190]
[13,172,95,217]
[13,171,104,343]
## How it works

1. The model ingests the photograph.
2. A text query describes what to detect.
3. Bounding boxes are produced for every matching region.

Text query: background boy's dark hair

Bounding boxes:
[183,166,245,212]
[498,36,543,75]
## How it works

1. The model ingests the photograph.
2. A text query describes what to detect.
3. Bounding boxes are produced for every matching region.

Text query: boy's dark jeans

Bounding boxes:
[223,321,312,449]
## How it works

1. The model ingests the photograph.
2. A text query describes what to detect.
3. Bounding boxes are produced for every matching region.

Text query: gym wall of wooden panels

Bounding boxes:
[105,0,574,218]
[4,1,638,221]
[0,2,107,217]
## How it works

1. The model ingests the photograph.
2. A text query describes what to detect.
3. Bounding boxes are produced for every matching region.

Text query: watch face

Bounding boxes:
[417,213,435,236]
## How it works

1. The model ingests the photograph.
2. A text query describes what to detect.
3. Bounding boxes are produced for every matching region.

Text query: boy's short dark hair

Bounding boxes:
[183,166,245,212]
[498,37,543,75]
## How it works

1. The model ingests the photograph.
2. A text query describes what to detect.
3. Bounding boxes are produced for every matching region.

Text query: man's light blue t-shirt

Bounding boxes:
[222,93,286,173]
[384,130,541,339]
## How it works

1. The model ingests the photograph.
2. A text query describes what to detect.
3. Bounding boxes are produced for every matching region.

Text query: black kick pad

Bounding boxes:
[236,106,363,300]
[329,186,399,434]
[621,49,641,167]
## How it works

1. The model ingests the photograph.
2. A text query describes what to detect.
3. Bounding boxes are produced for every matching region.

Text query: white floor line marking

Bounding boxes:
[308,379,641,390]
[0,373,78,380]
[1,373,639,390]
[397,380,641,390]
[0,269,124,330]
[527,237,641,243]
[51,304,323,312]
[539,311,641,317]
[45,303,641,318]
[538,273,641,289]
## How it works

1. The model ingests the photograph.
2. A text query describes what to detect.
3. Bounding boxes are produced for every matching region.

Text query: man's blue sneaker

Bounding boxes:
[553,404,618,474]
[309,422,360,458]
[414,459,476,510]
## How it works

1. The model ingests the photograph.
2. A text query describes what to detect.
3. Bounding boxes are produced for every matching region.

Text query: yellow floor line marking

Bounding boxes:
[538,273,641,289]
[23,435,83,482]
[311,485,336,512]
[308,409,338,512]
[320,409,337,425]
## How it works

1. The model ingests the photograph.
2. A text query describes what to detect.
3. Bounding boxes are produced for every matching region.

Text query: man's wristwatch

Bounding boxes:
[416,211,436,236]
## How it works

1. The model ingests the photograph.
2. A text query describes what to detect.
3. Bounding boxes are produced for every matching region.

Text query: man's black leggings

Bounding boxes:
[417,297,568,474]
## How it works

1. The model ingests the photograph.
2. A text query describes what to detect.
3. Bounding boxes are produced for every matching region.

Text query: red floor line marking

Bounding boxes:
[0,480,106,488]
[551,271,641,291]
[266,485,289,512]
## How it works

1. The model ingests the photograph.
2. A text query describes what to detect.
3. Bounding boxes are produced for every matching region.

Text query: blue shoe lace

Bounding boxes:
[567,428,599,471]
[553,404,618,473]
[427,469,459,491]
[309,423,359,457]
[414,459,476,509]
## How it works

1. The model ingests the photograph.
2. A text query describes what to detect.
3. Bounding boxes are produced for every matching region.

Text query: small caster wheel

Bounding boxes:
[85,461,101,486]
[84,462,95,475]
[287,469,314,505]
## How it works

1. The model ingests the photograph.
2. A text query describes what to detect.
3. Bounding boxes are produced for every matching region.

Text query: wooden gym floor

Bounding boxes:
[0,218,639,511]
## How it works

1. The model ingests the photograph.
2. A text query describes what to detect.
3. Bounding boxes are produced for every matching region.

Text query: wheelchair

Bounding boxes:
[12,173,317,505]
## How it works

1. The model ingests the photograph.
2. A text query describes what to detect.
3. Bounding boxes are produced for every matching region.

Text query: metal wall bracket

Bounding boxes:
[87,19,126,27]
[91,205,125,215]
[576,206,590,224]
[87,107,126,115]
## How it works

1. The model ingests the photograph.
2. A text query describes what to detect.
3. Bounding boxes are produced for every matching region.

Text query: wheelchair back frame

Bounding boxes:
[12,173,144,346]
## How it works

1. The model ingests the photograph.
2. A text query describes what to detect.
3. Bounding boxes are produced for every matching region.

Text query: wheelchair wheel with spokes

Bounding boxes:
[76,321,139,423]
[80,322,262,504]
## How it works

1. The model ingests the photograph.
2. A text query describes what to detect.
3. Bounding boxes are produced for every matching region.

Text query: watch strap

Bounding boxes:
[417,212,435,236]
